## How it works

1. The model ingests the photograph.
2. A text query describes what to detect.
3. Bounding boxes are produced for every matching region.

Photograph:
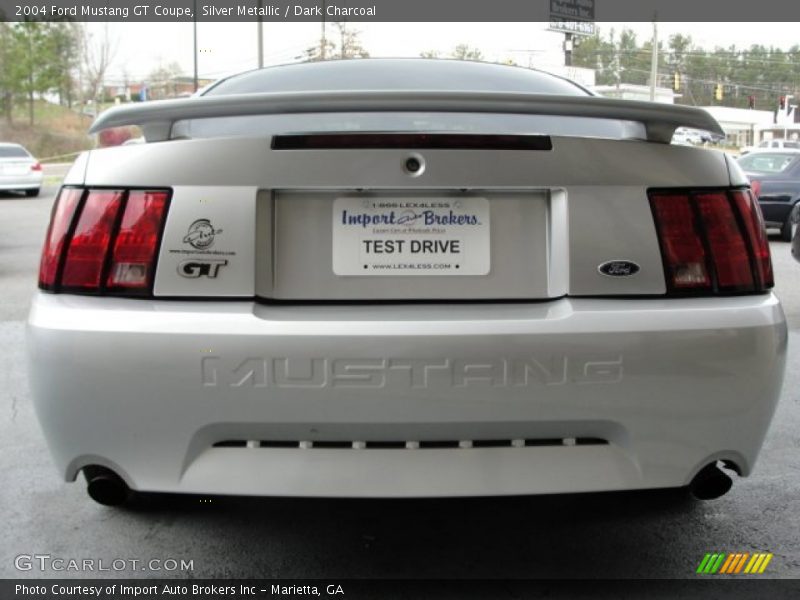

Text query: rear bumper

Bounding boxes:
[27,292,787,497]
[759,201,794,227]
[0,172,42,190]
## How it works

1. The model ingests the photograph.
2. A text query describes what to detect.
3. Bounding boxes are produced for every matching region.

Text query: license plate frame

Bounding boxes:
[332,196,491,276]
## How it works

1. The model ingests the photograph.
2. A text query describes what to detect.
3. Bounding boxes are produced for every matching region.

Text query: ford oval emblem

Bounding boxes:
[598,260,640,277]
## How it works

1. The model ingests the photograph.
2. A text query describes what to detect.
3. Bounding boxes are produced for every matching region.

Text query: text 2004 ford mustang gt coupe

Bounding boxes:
[27,59,786,506]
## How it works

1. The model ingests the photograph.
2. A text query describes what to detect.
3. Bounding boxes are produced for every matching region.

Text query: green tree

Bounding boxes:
[0,22,15,122]
[573,27,800,110]
[48,22,81,108]
[573,30,616,84]
[11,22,61,125]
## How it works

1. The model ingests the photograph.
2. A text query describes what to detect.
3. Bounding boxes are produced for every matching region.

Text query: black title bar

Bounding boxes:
[2,0,800,22]
[4,579,800,600]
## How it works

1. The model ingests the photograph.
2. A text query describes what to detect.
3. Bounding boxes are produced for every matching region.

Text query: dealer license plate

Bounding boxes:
[332,197,490,276]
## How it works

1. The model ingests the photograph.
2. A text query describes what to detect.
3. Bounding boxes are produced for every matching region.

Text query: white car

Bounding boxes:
[740,139,800,155]
[0,142,43,196]
[27,60,786,506]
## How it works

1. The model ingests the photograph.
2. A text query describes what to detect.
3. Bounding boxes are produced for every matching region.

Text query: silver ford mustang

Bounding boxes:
[26,59,786,506]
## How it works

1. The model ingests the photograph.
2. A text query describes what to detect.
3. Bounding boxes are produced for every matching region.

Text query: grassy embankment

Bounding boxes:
[0,101,95,162]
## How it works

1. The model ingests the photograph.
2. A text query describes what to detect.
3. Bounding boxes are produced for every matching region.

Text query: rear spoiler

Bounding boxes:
[89,90,725,144]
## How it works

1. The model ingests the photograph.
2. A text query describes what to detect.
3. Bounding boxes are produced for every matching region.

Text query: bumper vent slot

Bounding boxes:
[212,438,609,450]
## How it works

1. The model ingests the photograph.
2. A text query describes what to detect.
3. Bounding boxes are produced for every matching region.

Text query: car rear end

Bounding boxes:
[0,143,43,195]
[738,151,800,239]
[26,60,787,504]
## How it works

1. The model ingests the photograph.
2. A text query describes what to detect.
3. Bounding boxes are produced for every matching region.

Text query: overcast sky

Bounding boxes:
[99,22,800,84]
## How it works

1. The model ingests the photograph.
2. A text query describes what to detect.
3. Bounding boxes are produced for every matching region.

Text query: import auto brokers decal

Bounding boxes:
[169,218,236,258]
[332,197,490,276]
[183,219,221,250]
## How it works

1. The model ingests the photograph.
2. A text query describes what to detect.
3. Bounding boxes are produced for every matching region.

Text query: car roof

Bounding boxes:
[739,148,800,156]
[203,58,592,97]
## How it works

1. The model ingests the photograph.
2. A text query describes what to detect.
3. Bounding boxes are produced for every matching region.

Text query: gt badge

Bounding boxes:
[598,260,640,277]
[179,259,228,279]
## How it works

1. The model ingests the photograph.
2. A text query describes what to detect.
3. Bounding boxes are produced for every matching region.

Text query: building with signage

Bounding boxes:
[700,107,780,148]
[594,84,680,104]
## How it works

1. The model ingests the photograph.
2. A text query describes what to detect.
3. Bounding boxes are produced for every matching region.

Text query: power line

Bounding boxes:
[620,66,798,95]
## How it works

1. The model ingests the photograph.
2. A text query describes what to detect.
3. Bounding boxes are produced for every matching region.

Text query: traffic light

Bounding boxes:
[714,84,723,101]
[673,71,681,91]
[748,95,755,109]
[779,95,786,110]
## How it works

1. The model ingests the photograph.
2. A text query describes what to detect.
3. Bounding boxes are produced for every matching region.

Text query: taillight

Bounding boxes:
[39,188,82,289]
[750,179,761,198]
[38,187,170,295]
[31,162,42,172]
[649,189,773,295]
[732,189,774,288]
[107,191,169,293]
[695,193,754,291]
[61,191,124,289]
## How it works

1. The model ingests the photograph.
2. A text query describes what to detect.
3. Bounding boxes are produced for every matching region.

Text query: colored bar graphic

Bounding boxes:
[734,553,750,574]
[719,554,736,574]
[744,554,760,574]
[701,552,773,575]
[705,554,720,574]
[697,554,713,574]
[758,554,773,573]
[711,553,726,574]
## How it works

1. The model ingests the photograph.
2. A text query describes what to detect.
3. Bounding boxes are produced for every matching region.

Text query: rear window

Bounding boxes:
[204,59,589,97]
[738,153,797,173]
[0,145,30,158]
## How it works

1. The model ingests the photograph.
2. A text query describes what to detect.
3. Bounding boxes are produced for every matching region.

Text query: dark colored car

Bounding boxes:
[738,150,800,241]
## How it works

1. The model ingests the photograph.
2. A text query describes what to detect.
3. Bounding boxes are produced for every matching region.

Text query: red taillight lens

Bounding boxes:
[38,188,83,289]
[695,193,754,291]
[732,189,774,289]
[750,179,761,198]
[649,189,773,295]
[649,194,710,290]
[107,191,169,292]
[38,187,170,295]
[31,162,42,172]
[61,191,124,289]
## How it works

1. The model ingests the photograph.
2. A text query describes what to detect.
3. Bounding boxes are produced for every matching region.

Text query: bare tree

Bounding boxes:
[334,22,369,59]
[451,44,484,61]
[147,62,185,99]
[304,22,368,61]
[420,45,484,62]
[81,24,117,115]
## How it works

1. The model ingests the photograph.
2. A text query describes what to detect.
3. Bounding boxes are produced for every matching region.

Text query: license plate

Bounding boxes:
[332,197,490,276]
[0,164,25,176]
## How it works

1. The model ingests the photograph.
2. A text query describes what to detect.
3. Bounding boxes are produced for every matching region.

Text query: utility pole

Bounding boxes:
[610,30,621,92]
[257,0,263,68]
[649,18,658,102]
[320,1,327,60]
[563,33,573,67]
[192,0,198,92]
